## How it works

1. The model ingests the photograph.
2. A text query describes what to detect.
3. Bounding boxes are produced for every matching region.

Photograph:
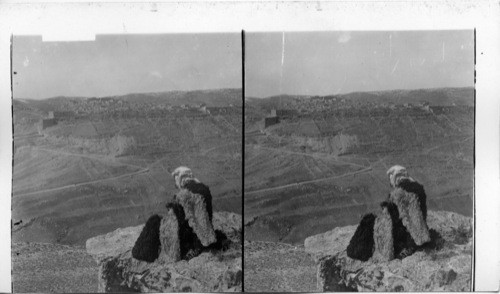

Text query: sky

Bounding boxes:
[12,33,241,99]
[246,31,474,98]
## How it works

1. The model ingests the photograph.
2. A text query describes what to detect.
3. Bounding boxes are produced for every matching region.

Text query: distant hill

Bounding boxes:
[116,88,242,107]
[248,87,474,108]
[15,88,242,111]
[339,87,474,106]
[245,94,308,109]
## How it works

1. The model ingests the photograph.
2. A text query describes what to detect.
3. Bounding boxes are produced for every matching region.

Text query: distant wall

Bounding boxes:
[275,109,296,118]
[263,117,280,129]
[41,118,57,130]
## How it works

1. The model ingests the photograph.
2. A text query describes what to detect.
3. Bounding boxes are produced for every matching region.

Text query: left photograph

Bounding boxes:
[11,34,242,293]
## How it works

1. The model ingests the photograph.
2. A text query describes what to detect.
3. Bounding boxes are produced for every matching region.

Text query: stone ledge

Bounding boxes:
[305,210,472,292]
[86,211,242,292]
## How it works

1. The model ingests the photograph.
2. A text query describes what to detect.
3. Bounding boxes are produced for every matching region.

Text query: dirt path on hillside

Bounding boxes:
[37,147,146,169]
[15,168,150,197]
[16,140,240,198]
[251,145,368,169]
[201,141,239,156]
[245,144,375,195]
[14,146,152,197]
[423,136,473,155]
[245,166,372,195]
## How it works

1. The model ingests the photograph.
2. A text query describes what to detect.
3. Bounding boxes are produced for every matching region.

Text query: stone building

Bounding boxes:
[263,116,280,128]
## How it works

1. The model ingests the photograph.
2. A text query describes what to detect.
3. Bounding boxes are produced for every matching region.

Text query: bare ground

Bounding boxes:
[244,240,317,292]
[12,242,98,293]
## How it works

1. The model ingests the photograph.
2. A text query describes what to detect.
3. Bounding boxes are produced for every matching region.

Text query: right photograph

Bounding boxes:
[244,31,474,292]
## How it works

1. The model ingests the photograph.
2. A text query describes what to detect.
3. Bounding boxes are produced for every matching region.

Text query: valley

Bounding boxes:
[244,87,474,245]
[12,89,243,246]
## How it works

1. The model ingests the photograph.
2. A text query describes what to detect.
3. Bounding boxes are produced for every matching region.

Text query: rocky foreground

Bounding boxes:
[86,211,242,292]
[305,210,472,292]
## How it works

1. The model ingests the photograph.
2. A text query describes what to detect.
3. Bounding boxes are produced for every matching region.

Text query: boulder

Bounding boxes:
[86,211,242,292]
[86,225,143,263]
[304,224,357,261]
[305,210,472,292]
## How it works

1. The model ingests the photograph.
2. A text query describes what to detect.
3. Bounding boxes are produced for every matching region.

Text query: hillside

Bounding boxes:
[117,88,243,106]
[244,87,473,245]
[12,88,242,246]
[246,87,473,109]
[16,88,242,113]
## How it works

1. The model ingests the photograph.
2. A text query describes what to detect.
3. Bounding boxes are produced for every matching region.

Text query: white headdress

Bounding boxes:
[386,165,410,188]
[172,166,194,189]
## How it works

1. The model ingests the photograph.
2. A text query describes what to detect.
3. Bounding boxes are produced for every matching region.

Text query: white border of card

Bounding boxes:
[1,1,499,292]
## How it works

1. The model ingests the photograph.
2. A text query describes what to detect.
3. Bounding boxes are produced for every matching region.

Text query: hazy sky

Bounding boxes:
[246,31,474,98]
[12,34,241,99]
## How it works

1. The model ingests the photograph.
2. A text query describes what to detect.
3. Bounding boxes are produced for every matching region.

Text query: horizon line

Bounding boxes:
[13,87,243,101]
[247,85,474,99]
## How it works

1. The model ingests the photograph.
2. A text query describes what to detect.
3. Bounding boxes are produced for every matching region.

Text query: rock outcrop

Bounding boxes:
[86,211,242,293]
[305,210,472,292]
